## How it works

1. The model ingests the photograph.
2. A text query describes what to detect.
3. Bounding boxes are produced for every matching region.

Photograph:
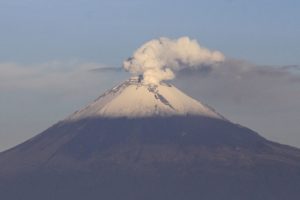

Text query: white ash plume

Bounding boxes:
[123,37,225,84]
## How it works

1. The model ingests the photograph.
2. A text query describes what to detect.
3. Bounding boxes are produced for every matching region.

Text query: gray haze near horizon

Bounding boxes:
[1,60,300,152]
[174,60,300,148]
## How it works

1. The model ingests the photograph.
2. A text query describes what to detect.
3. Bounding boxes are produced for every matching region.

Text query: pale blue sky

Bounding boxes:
[0,0,300,151]
[0,0,299,65]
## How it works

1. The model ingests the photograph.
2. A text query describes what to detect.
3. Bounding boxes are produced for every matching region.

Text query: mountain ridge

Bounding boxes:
[1,79,300,200]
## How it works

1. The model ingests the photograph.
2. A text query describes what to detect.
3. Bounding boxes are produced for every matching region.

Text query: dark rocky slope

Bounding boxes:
[1,116,300,200]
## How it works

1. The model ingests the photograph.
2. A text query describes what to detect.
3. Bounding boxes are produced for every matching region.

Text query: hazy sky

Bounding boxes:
[0,0,300,151]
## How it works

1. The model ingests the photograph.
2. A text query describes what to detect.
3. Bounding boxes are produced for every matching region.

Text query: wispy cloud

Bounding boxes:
[0,60,126,94]
[178,59,300,79]
[174,59,300,146]
[89,66,124,73]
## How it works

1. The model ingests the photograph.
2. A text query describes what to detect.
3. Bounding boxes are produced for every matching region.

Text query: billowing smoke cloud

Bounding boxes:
[123,37,225,84]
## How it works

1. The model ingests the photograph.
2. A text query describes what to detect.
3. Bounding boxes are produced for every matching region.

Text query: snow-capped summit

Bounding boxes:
[66,76,224,120]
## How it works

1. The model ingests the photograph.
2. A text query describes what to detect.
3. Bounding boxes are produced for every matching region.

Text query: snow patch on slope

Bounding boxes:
[66,76,224,120]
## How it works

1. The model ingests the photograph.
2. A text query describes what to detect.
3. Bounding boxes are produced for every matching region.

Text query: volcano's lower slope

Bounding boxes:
[1,116,300,200]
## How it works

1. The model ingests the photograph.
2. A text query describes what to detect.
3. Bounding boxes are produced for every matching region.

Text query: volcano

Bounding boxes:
[1,76,300,200]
